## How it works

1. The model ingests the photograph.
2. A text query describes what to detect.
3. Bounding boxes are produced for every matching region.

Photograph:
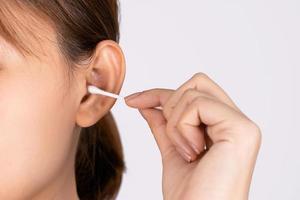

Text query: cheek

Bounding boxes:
[0,66,78,197]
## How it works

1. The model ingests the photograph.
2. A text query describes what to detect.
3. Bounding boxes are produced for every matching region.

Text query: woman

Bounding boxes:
[0,0,261,200]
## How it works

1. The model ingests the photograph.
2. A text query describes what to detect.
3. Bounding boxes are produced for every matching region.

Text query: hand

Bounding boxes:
[124,72,262,200]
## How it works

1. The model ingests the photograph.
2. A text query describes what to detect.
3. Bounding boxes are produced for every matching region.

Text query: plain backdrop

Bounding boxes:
[112,0,299,199]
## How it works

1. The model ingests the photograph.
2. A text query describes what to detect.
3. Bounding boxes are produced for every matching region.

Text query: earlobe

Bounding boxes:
[75,40,126,128]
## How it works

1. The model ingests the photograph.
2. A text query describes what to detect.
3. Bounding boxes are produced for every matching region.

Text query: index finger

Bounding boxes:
[125,88,174,109]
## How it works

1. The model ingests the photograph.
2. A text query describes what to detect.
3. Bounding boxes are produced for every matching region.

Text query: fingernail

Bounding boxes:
[176,147,192,163]
[125,92,142,101]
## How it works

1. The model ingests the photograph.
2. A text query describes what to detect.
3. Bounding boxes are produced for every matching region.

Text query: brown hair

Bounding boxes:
[0,0,125,199]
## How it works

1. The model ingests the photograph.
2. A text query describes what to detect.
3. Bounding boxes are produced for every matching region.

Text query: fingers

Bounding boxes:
[165,123,198,162]
[124,72,260,163]
[125,73,241,122]
[125,89,198,161]
[125,88,174,109]
[178,94,244,145]
[178,95,262,163]
[167,89,214,156]
[139,107,196,162]
[163,72,241,120]
[137,107,175,159]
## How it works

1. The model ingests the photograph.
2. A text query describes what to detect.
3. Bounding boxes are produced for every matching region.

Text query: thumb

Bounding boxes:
[138,108,174,158]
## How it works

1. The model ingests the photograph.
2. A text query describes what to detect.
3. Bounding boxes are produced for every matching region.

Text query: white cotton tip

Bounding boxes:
[87,85,124,100]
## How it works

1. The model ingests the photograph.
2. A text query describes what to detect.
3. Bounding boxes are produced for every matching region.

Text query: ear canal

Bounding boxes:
[80,93,89,103]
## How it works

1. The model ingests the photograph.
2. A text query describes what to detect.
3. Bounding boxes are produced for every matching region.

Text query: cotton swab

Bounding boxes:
[87,85,124,100]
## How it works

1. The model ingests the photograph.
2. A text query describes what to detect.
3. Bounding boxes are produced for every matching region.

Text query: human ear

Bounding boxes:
[75,40,126,128]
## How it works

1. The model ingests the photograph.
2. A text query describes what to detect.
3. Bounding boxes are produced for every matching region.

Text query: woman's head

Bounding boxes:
[0,0,126,199]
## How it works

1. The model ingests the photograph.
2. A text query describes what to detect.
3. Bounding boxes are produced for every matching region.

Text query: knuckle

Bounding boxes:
[176,119,185,134]
[183,89,214,107]
[192,95,209,106]
[193,72,209,81]
[182,88,196,97]
[163,104,176,120]
[175,116,186,133]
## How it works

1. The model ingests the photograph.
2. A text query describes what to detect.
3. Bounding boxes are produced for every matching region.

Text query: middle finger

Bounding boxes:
[163,72,241,120]
[167,89,215,156]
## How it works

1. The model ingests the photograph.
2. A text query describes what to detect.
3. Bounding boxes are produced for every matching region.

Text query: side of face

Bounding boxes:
[0,30,82,198]
[0,10,126,200]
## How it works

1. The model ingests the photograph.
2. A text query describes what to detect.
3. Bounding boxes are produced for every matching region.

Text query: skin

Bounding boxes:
[125,72,262,200]
[0,5,261,200]
[0,16,126,200]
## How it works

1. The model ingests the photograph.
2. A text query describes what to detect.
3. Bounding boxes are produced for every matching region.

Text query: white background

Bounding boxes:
[113,0,299,199]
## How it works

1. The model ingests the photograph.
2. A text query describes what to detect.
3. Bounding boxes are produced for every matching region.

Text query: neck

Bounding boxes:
[32,129,81,200]
[31,157,79,200]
